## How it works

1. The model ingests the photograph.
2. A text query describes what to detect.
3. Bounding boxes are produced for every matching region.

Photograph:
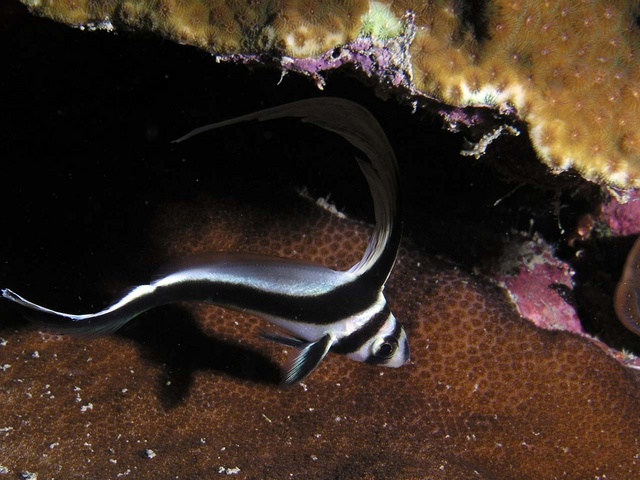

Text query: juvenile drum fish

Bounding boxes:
[1,98,409,385]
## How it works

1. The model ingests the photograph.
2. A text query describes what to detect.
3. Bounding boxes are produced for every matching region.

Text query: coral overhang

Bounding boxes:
[18,0,640,189]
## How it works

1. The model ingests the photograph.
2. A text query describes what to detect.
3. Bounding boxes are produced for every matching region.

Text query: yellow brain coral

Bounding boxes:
[390,0,640,188]
[22,0,369,53]
[19,0,640,189]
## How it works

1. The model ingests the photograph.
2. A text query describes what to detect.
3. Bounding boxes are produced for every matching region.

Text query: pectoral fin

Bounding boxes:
[282,334,333,386]
[260,329,307,348]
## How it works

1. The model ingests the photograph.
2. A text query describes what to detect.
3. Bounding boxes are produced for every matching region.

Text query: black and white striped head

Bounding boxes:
[344,310,410,368]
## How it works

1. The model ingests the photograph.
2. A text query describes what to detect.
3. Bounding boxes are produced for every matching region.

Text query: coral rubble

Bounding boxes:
[17,0,640,188]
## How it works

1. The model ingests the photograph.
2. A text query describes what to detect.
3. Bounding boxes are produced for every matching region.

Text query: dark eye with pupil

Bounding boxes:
[376,339,398,359]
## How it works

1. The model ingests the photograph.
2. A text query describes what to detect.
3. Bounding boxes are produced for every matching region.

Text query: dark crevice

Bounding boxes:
[457,0,492,45]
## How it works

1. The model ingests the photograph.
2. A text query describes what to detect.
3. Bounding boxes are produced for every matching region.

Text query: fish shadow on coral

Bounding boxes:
[0,301,282,408]
[0,302,27,331]
[116,305,282,408]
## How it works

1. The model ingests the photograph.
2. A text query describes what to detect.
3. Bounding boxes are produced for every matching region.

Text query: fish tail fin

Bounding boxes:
[1,285,161,337]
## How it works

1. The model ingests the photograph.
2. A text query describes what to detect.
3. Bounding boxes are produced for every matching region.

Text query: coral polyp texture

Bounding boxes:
[392,0,640,188]
[19,0,640,188]
[3,190,640,478]
[22,0,370,54]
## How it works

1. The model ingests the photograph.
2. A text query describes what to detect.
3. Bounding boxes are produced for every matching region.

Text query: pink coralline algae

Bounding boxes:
[495,235,582,334]
[602,190,640,237]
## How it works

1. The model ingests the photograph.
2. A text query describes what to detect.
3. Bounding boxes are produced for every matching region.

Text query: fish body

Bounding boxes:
[2,98,409,385]
[615,236,640,336]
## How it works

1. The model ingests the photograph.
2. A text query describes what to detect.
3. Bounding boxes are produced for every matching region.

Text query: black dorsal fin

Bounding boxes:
[173,97,402,289]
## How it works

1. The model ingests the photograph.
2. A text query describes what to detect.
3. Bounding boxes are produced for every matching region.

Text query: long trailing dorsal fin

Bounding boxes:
[174,97,402,289]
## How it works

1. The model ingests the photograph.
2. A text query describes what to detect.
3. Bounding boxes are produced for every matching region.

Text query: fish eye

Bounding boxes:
[372,336,399,359]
